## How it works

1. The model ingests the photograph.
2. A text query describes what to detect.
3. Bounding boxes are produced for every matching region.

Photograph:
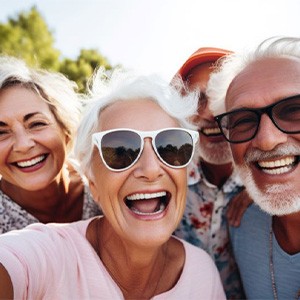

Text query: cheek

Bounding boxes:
[89,159,108,201]
[89,174,111,210]
[231,144,247,166]
[174,169,187,196]
[0,142,11,159]
[173,170,188,223]
[90,161,127,204]
[41,130,67,152]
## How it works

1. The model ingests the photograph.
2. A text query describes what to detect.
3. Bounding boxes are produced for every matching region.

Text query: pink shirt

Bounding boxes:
[0,218,225,299]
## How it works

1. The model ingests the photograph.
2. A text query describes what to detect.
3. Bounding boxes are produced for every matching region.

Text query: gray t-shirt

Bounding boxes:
[230,204,300,299]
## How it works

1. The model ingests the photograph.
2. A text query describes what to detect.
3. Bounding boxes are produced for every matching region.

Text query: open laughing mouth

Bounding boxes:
[256,155,299,175]
[125,191,171,216]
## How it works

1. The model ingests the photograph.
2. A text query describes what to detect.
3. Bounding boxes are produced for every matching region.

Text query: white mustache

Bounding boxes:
[196,119,217,128]
[244,143,300,164]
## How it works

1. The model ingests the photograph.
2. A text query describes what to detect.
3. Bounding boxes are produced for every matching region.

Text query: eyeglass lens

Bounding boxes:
[273,97,300,132]
[220,96,300,143]
[155,129,193,167]
[101,131,141,170]
[101,129,193,170]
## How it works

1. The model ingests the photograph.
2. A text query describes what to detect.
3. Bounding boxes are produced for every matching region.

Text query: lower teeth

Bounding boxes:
[131,202,165,215]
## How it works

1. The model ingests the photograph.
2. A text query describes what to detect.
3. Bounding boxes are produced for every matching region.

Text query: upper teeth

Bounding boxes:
[16,155,45,168]
[258,156,296,175]
[258,156,295,168]
[202,127,221,135]
[127,191,166,201]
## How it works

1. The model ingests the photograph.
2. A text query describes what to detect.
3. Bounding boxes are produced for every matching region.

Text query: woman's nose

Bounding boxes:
[13,130,35,152]
[133,139,164,181]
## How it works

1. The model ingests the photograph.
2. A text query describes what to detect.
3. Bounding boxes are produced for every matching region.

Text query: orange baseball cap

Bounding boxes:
[176,47,232,80]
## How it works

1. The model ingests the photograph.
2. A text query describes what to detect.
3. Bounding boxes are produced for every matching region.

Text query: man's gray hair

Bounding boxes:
[207,36,300,116]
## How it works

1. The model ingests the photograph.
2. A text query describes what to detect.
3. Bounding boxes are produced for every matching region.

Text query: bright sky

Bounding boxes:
[1,0,299,80]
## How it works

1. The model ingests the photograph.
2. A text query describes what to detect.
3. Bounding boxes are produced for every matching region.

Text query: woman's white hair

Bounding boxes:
[74,68,198,178]
[207,36,300,116]
[0,55,82,152]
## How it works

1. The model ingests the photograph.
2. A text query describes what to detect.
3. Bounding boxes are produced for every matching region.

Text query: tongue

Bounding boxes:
[131,198,160,213]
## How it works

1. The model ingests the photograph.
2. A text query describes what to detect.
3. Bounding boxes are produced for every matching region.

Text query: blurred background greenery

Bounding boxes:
[0,6,117,93]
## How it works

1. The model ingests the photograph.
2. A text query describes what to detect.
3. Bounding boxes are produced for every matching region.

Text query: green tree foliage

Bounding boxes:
[60,49,112,93]
[0,6,60,70]
[0,7,114,92]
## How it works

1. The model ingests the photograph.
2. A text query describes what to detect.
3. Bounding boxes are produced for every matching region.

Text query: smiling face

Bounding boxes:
[88,99,188,247]
[0,86,68,191]
[227,57,300,215]
[187,63,232,164]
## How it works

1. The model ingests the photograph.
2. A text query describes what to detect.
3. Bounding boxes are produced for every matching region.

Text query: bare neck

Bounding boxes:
[273,212,300,254]
[0,164,84,223]
[200,159,233,188]
[89,218,184,299]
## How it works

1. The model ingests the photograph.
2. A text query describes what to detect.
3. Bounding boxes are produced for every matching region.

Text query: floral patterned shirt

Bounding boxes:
[174,160,245,299]
[0,185,101,234]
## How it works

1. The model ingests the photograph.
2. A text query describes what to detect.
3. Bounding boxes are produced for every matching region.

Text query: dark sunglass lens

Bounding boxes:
[155,129,193,166]
[101,131,141,170]
[273,97,300,133]
[222,110,258,142]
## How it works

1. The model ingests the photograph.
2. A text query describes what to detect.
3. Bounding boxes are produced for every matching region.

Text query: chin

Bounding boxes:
[199,147,232,164]
[236,164,300,216]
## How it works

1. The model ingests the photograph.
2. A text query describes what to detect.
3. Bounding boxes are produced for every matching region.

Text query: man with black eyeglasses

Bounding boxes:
[207,37,300,300]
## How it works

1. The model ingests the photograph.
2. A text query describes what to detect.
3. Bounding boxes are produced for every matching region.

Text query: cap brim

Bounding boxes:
[177,48,232,80]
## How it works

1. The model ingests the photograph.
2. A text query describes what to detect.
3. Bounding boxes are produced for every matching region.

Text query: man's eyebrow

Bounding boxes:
[0,121,7,127]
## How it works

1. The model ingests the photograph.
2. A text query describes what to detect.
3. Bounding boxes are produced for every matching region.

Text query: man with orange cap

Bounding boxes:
[173,47,246,299]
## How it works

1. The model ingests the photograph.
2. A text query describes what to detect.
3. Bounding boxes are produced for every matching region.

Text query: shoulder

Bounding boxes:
[168,237,226,299]
[0,219,95,279]
[0,219,93,251]
[229,204,270,253]
[173,236,217,271]
[0,218,98,299]
[230,204,269,237]
[231,203,268,232]
[44,218,94,239]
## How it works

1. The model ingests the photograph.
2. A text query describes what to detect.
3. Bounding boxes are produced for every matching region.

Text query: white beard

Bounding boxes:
[199,139,233,165]
[235,148,300,216]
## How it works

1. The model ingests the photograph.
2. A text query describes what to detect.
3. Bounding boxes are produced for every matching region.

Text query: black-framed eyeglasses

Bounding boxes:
[92,128,199,171]
[214,94,300,143]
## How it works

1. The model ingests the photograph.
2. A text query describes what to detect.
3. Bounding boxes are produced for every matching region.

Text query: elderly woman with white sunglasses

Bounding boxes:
[0,69,225,299]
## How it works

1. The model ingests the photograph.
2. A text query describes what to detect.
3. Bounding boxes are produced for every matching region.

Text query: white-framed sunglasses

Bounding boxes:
[92,128,199,172]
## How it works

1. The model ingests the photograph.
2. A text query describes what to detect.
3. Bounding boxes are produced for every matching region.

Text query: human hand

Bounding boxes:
[227,188,253,227]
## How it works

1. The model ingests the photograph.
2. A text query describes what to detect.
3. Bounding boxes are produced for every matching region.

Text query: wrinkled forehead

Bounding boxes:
[226,57,300,111]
